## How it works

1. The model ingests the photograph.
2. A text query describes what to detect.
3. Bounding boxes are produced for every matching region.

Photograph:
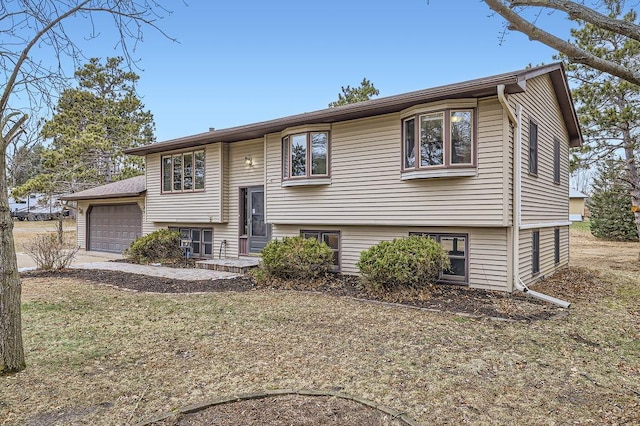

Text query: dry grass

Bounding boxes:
[12,219,76,252]
[1,228,639,425]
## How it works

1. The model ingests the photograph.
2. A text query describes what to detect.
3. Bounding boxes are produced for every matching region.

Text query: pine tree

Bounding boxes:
[588,158,639,241]
[553,1,640,253]
[328,78,379,107]
[13,57,155,197]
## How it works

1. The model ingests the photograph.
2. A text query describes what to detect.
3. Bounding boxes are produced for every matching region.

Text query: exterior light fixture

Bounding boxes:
[245,156,253,167]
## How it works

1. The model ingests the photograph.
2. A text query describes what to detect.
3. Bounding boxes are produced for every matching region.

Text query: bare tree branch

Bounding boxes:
[510,0,640,42]
[483,0,640,86]
[0,0,92,117]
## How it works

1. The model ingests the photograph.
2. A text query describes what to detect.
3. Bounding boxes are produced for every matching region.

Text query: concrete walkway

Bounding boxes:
[18,250,239,281]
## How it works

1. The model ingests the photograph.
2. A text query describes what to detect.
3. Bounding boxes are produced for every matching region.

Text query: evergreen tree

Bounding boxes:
[13,57,155,197]
[554,1,640,253]
[588,158,639,241]
[328,78,379,107]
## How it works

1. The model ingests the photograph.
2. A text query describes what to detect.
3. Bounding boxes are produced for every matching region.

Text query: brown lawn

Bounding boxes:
[0,225,638,425]
[11,218,76,252]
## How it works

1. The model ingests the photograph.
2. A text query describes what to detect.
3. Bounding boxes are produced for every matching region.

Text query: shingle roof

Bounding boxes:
[59,175,146,201]
[125,62,582,156]
[570,189,588,198]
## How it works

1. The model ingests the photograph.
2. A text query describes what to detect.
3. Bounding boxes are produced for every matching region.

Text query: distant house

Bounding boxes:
[63,63,582,292]
[569,189,588,222]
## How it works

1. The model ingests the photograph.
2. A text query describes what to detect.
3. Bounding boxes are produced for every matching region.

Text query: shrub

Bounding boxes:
[24,234,79,270]
[260,236,334,279]
[124,229,183,264]
[357,236,450,292]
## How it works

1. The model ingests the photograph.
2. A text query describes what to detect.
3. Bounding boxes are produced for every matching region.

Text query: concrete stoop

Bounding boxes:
[195,257,260,274]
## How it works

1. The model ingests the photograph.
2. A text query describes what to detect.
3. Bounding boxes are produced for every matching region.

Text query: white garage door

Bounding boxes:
[88,204,142,253]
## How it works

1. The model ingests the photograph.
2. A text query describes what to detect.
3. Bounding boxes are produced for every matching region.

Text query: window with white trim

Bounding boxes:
[403,109,474,170]
[162,150,205,193]
[282,131,329,179]
[409,232,468,283]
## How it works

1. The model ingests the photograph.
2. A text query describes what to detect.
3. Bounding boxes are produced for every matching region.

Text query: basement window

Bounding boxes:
[409,232,468,284]
[301,230,340,272]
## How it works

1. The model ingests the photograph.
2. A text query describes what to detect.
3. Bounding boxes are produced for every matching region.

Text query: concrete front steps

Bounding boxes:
[195,257,260,274]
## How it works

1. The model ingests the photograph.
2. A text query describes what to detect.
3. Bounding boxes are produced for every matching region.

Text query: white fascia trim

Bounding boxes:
[520,221,571,230]
[281,178,331,187]
[401,168,477,180]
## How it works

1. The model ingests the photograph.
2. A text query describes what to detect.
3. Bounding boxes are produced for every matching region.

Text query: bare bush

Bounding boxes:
[23,234,79,270]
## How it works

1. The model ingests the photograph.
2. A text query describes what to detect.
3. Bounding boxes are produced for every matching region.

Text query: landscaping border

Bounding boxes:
[135,388,421,426]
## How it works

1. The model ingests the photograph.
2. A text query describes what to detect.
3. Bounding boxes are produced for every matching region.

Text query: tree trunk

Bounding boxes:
[622,129,640,259]
[0,150,25,374]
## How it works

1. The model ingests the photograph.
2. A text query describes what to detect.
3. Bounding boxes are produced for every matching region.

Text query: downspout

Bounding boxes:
[497,85,571,309]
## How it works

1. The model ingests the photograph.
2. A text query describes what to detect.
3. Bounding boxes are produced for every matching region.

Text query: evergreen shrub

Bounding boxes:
[260,236,333,279]
[124,229,183,264]
[357,236,450,291]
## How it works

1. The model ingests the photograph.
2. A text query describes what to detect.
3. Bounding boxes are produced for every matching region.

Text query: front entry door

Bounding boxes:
[248,186,269,253]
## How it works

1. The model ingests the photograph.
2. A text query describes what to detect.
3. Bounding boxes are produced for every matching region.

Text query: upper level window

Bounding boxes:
[553,137,560,184]
[403,109,474,171]
[529,120,538,175]
[162,150,205,193]
[282,131,329,179]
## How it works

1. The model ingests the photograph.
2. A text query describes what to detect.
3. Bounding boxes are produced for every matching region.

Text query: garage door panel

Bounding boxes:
[88,204,142,254]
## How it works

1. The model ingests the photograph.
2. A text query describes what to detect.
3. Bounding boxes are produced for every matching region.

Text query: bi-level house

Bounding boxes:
[62,63,581,292]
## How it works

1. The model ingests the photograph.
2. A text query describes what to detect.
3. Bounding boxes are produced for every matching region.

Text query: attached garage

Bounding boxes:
[87,204,142,253]
[60,176,146,254]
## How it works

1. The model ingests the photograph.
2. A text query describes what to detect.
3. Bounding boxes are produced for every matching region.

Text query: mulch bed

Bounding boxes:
[150,394,410,426]
[20,268,574,321]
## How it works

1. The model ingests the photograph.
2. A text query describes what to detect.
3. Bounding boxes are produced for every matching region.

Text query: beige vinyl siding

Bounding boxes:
[504,110,515,226]
[75,197,145,249]
[559,226,569,267]
[142,139,264,259]
[273,225,510,291]
[145,144,223,224]
[266,97,508,227]
[512,75,570,225]
[518,226,569,288]
[211,139,264,258]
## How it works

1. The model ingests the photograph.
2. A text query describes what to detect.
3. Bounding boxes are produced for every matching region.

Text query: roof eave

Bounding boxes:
[60,190,146,201]
[125,62,582,155]
[544,64,583,147]
[125,74,527,156]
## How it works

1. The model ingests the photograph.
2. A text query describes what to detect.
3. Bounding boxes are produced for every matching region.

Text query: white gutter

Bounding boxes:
[520,221,571,230]
[515,278,571,308]
[498,85,519,293]
[497,85,570,308]
[497,85,518,125]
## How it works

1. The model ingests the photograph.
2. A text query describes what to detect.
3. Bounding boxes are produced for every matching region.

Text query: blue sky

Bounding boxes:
[68,0,574,142]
